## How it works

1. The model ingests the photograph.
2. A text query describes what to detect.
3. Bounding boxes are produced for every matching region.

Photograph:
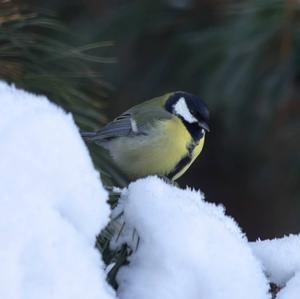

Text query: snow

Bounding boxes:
[114,176,270,299]
[173,97,198,123]
[276,272,300,299]
[252,235,300,286]
[0,82,115,299]
[1,81,300,299]
[252,235,300,298]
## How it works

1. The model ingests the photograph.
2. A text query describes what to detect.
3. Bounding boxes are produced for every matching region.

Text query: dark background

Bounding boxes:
[2,0,299,240]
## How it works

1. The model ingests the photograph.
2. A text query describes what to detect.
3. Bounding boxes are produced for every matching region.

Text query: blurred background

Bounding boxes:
[1,0,299,240]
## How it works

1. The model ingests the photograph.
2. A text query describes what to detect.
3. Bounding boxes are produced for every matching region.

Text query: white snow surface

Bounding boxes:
[276,272,300,299]
[0,82,115,299]
[115,176,270,299]
[252,235,300,287]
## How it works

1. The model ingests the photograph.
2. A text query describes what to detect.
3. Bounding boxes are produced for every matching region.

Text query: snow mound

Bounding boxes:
[0,82,115,299]
[252,235,300,286]
[252,235,300,298]
[115,176,270,299]
[276,272,300,299]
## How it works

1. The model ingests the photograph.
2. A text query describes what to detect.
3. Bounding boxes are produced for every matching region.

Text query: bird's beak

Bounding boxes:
[199,121,210,132]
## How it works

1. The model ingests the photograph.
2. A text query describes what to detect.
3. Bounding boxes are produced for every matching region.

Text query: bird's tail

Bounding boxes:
[80,131,97,143]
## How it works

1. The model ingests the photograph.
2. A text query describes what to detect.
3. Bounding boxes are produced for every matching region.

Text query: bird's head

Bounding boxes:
[165,91,210,141]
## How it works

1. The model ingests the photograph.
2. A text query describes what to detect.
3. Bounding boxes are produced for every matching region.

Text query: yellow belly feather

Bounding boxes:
[109,117,205,180]
[172,137,204,180]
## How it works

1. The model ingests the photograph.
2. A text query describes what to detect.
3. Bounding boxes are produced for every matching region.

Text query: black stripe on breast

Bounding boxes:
[167,140,197,180]
[167,155,192,181]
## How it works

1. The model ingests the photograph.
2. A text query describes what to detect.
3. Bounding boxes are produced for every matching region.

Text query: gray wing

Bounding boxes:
[82,106,172,143]
[95,113,136,140]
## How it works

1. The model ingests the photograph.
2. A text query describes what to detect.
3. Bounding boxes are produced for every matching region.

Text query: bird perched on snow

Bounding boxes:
[81,91,210,181]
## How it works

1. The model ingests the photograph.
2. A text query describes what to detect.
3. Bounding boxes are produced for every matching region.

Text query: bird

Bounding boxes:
[81,91,210,182]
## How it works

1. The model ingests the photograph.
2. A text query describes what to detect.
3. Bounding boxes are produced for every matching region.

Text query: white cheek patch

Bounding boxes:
[173,97,198,123]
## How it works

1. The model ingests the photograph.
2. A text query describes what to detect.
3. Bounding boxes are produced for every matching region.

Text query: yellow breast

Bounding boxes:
[171,136,204,180]
[109,117,205,180]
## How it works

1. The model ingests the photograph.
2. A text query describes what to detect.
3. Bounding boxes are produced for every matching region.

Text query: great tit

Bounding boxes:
[82,91,210,181]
